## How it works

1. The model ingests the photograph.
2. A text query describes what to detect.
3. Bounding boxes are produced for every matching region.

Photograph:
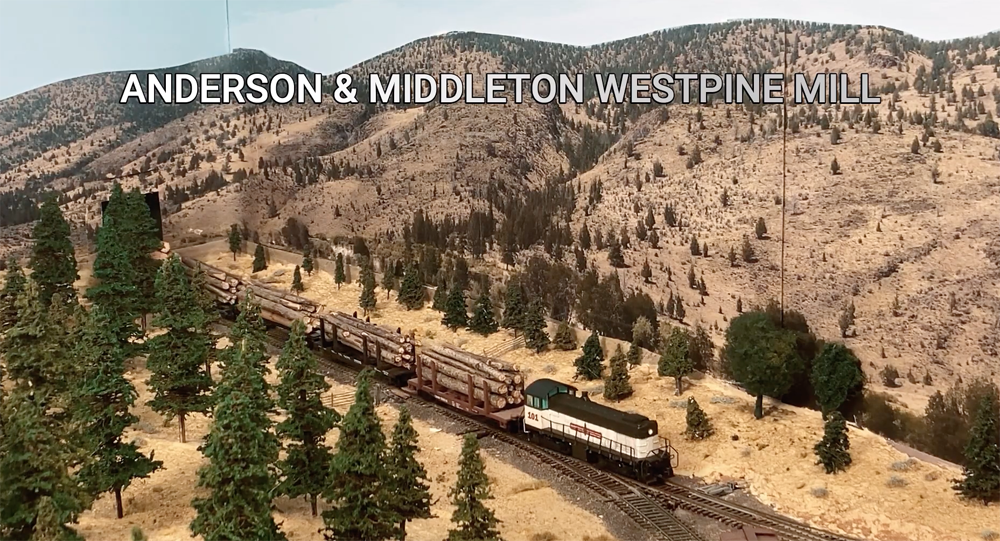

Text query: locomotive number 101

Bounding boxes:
[527,411,539,421]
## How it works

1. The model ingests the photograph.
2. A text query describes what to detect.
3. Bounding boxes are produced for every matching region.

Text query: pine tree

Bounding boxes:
[607,239,625,268]
[811,343,865,417]
[627,339,642,369]
[335,253,346,289]
[955,394,1000,503]
[0,257,26,331]
[442,282,468,330]
[674,296,686,322]
[323,370,400,541]
[755,217,767,239]
[0,387,87,541]
[381,262,396,300]
[302,248,314,276]
[76,306,162,518]
[432,277,448,312]
[29,196,78,307]
[552,320,577,351]
[252,243,268,273]
[469,291,499,335]
[501,280,526,336]
[685,397,714,440]
[359,259,377,316]
[386,408,432,540]
[146,255,214,443]
[275,320,338,517]
[603,345,633,401]
[814,411,852,474]
[397,262,425,310]
[3,281,75,399]
[641,259,652,283]
[658,326,692,395]
[522,300,549,353]
[228,224,242,261]
[447,434,502,541]
[574,330,604,381]
[191,294,285,541]
[292,265,304,293]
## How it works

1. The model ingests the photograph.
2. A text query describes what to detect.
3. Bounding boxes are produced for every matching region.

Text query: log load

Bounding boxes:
[424,363,509,410]
[319,312,414,369]
[419,344,525,407]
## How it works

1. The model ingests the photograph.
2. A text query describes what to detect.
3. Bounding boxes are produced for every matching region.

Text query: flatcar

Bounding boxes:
[522,378,676,483]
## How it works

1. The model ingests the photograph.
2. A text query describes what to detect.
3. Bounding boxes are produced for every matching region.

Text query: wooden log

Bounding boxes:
[247,285,313,313]
[235,290,311,325]
[247,279,318,312]
[428,367,508,409]
[339,330,406,354]
[323,314,407,351]
[204,283,234,302]
[329,312,406,345]
[422,350,510,392]
[430,345,517,383]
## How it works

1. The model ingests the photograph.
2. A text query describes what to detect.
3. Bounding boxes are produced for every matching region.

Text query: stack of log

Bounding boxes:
[178,256,321,332]
[320,311,414,369]
[421,344,524,410]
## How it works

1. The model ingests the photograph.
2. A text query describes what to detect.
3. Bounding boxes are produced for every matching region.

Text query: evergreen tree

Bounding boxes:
[191,293,285,541]
[659,327,693,395]
[396,262,425,310]
[626,339,642,369]
[323,370,400,541]
[432,277,448,312]
[275,320,338,517]
[335,253,346,289]
[552,320,577,351]
[76,306,162,518]
[3,281,74,399]
[607,240,625,268]
[442,282,468,330]
[723,311,803,419]
[469,291,499,335]
[302,247,314,276]
[252,243,268,273]
[603,345,633,401]
[0,387,87,541]
[501,280,526,336]
[755,217,768,239]
[228,224,242,261]
[955,394,1000,503]
[0,257,26,331]
[146,255,214,442]
[685,397,714,440]
[30,196,78,307]
[814,411,852,474]
[381,262,396,300]
[574,330,604,381]
[522,300,550,353]
[359,259,377,316]
[811,343,865,417]
[386,408,432,540]
[641,259,652,282]
[292,265,304,293]
[446,434,502,541]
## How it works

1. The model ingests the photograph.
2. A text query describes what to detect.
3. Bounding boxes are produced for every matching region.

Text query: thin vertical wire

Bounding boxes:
[226,0,232,54]
[780,22,788,327]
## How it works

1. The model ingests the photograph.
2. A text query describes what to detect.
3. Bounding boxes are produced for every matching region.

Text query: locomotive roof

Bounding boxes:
[524,378,578,398]
[549,391,658,439]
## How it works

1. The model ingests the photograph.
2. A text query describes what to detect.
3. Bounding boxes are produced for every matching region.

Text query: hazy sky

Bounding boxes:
[1,0,998,100]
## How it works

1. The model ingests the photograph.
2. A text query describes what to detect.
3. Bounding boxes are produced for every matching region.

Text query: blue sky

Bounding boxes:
[1,0,997,100]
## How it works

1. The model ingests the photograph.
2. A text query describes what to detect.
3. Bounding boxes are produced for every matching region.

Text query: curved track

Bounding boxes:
[221,321,863,541]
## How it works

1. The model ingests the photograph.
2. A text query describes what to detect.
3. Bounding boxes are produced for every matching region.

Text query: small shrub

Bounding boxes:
[424,329,436,339]
[710,395,736,404]
[670,400,689,409]
[924,471,941,482]
[886,475,908,488]
[512,480,551,495]
[810,486,828,498]
[542,364,557,374]
[981,530,999,541]
[890,458,917,472]
[531,533,558,541]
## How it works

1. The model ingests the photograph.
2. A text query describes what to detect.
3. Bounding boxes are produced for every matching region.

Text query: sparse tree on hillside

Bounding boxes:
[381,262,396,299]
[723,311,803,419]
[552,320,577,351]
[648,228,659,248]
[397,262,425,310]
[955,394,1000,503]
[30,196,78,307]
[469,291,499,336]
[811,343,865,417]
[446,434,502,541]
[755,218,767,240]
[814,411,852,474]
[685,397,714,440]
[359,258,377,316]
[275,320,338,517]
[442,282,468,330]
[252,244,267,273]
[334,253,346,289]
[911,136,921,154]
[228,224,242,261]
[522,300,549,353]
[689,236,701,256]
[386,408,432,540]
[501,281,526,337]
[641,259,652,283]
[831,157,841,175]
[838,301,856,338]
[741,236,755,263]
[830,126,841,144]
[291,266,304,293]
[728,246,737,267]
[607,239,625,268]
[432,277,448,312]
[659,327,693,395]
[579,224,592,250]
[575,330,604,381]
[301,248,314,276]
[603,345,633,401]
[626,339,642,369]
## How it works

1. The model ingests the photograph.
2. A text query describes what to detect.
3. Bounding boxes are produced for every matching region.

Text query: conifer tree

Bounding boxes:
[755,217,768,239]
[603,345,633,401]
[323,369,399,541]
[432,277,448,312]
[723,311,802,419]
[955,394,1000,503]
[501,280,526,336]
[397,262,425,310]
[607,240,625,268]
[447,434,502,541]
[814,411,852,474]
[685,397,714,439]
[442,282,468,330]
[275,320,338,517]
[228,224,242,261]
[381,262,396,299]
[552,320,577,351]
[302,247,314,276]
[252,243,268,273]
[627,339,642,369]
[3,281,74,399]
[359,258,377,316]
[335,253,346,289]
[0,257,26,331]
[386,408,432,540]
[0,387,87,541]
[641,259,652,282]
[30,196,78,307]
[292,265,304,293]
[188,263,219,377]
[522,300,550,353]
[469,291,499,335]
[191,293,284,541]
[76,306,162,518]
[659,327,693,396]
[146,255,214,443]
[574,330,604,381]
[811,343,865,417]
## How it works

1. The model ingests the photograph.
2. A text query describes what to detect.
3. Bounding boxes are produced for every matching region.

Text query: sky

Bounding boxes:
[1,0,998,100]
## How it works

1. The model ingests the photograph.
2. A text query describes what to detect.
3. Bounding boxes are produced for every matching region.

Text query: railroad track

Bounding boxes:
[217,319,863,541]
